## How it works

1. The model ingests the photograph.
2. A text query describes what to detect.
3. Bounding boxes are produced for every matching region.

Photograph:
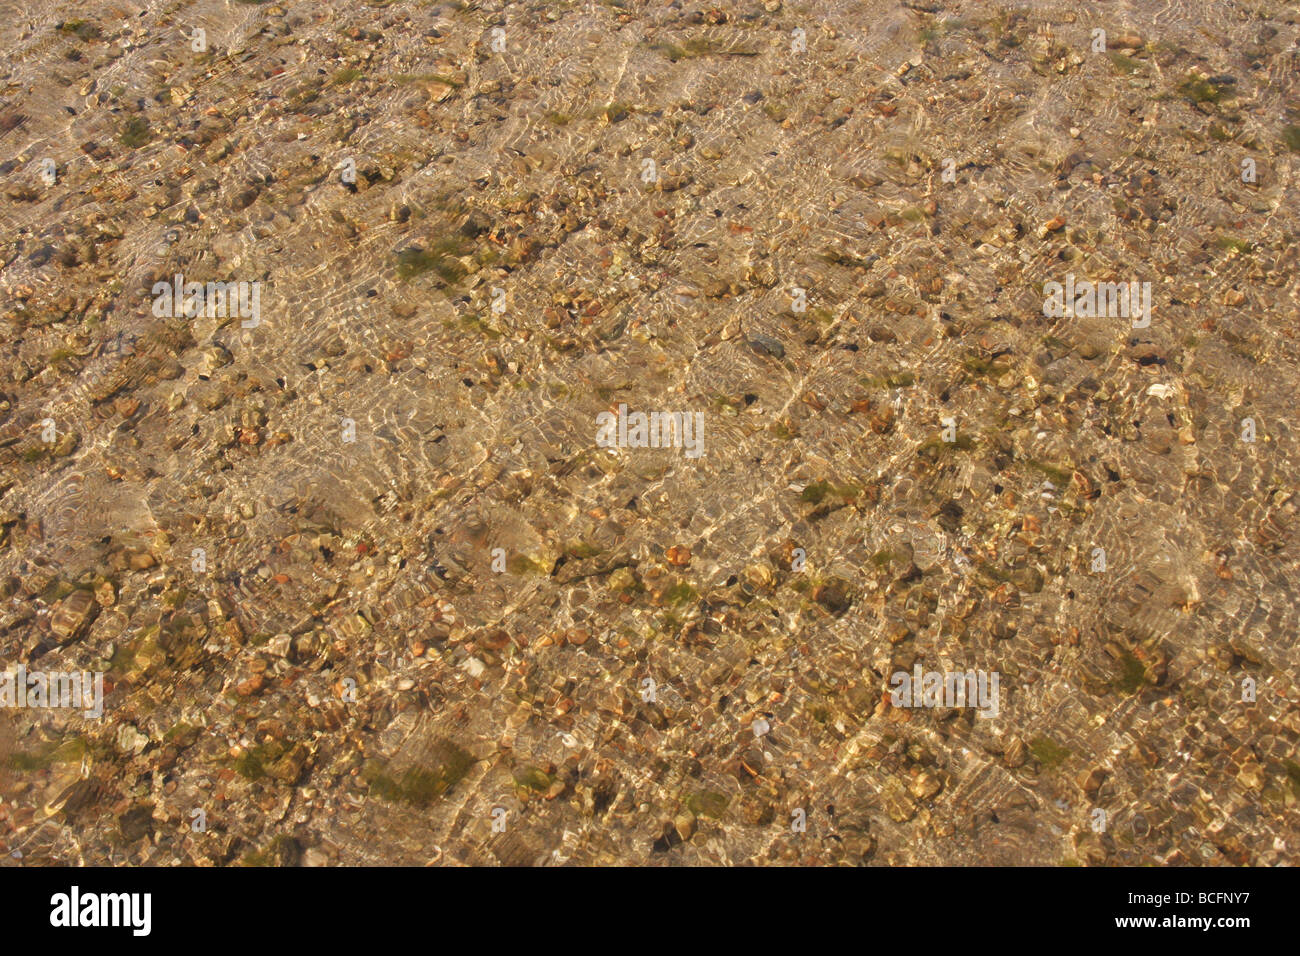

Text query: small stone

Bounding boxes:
[1236,761,1265,790]
[113,397,140,417]
[674,810,696,841]
[743,563,774,590]
[50,588,98,643]
[870,404,896,434]
[116,724,149,755]
[812,578,853,616]
[1077,767,1108,795]
[748,334,785,359]
[128,551,156,571]
[881,779,917,822]
[229,187,259,211]
[1038,215,1066,238]
[235,675,264,697]
[268,743,309,784]
[909,772,942,800]
[1004,738,1028,768]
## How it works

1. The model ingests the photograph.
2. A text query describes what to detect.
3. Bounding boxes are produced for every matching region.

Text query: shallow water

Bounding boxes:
[0,0,1297,866]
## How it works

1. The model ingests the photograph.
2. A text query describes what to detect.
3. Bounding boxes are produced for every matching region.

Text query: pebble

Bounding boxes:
[50,588,98,643]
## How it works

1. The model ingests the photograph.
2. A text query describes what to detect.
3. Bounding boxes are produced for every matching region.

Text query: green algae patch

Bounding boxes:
[59,20,102,41]
[800,481,859,505]
[231,744,274,781]
[1107,51,1142,74]
[119,116,153,149]
[1283,761,1300,799]
[8,737,86,772]
[962,354,1000,376]
[395,238,469,283]
[164,722,199,745]
[512,766,553,793]
[1177,75,1231,105]
[1215,236,1253,255]
[596,101,636,123]
[1029,737,1070,770]
[363,740,476,806]
[507,553,553,575]
[662,581,698,606]
[563,540,601,560]
[860,370,915,388]
[687,791,730,819]
[1113,647,1151,695]
[1026,459,1073,485]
